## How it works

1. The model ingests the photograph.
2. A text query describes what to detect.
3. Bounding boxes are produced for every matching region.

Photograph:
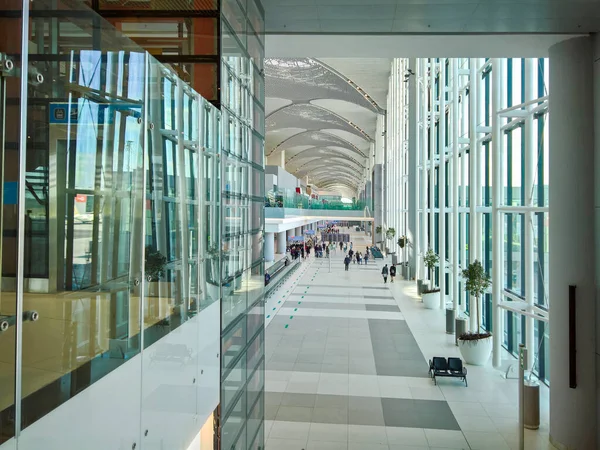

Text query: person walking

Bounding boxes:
[339,241,343,251]
[381,264,389,283]
[344,255,351,271]
[390,264,397,283]
[364,253,369,265]
[357,252,362,265]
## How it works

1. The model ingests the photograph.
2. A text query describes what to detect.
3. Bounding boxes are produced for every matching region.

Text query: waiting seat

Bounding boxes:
[428,356,468,387]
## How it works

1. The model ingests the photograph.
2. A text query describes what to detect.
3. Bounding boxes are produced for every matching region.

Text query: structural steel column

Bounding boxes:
[420,58,428,280]
[548,36,596,450]
[451,59,460,312]
[408,58,419,279]
[280,149,285,169]
[439,59,447,308]
[468,58,479,331]
[429,58,436,282]
[524,58,536,371]
[491,58,504,369]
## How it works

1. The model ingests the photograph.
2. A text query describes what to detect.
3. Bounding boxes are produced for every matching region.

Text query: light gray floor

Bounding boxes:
[265,253,465,449]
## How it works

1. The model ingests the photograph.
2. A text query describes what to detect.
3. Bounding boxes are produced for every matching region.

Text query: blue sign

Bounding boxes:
[288,236,304,242]
[49,102,142,125]
[304,229,315,235]
[3,182,17,205]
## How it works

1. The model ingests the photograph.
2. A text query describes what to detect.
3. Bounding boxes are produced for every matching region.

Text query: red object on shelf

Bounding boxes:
[295,187,301,194]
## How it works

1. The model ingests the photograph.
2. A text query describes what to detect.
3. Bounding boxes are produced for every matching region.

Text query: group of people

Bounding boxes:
[289,244,304,260]
[343,246,371,270]
[381,263,397,283]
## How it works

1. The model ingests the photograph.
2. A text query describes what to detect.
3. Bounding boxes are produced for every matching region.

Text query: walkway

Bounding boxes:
[264,231,549,450]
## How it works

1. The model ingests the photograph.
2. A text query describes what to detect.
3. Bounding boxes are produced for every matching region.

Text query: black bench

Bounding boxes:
[428,356,468,387]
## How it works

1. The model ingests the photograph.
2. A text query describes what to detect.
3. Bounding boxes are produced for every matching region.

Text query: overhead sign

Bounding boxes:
[304,229,315,235]
[287,236,304,242]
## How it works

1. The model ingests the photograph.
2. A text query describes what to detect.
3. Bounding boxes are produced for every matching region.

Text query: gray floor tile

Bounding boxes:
[281,393,317,408]
[269,361,296,371]
[271,353,299,363]
[312,407,348,424]
[365,304,401,312]
[276,406,314,422]
[315,394,349,409]
[265,392,283,406]
[294,362,324,372]
[348,396,382,412]
[297,353,326,364]
[381,398,460,430]
[266,404,279,420]
[348,408,386,426]
[349,363,377,375]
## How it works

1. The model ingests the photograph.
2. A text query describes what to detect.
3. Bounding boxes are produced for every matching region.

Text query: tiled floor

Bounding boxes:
[265,232,551,450]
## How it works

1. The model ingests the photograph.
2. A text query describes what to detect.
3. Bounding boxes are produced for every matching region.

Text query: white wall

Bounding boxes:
[15,301,220,450]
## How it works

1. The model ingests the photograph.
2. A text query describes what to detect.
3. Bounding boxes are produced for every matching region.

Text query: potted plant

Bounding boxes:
[422,248,440,309]
[457,260,492,366]
[145,246,167,298]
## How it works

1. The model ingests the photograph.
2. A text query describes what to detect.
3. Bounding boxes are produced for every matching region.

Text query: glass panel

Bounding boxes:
[21,13,146,431]
[0,1,23,443]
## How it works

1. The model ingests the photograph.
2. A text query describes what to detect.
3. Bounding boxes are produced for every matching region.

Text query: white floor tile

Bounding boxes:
[423,429,469,449]
[347,424,388,444]
[385,427,429,447]
[454,414,499,432]
[266,438,308,450]
[306,441,348,450]
[309,423,348,442]
[464,430,511,449]
[269,420,311,440]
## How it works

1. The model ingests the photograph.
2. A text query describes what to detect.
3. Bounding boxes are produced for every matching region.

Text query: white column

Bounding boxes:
[429,58,436,284]
[548,36,596,450]
[524,58,536,371]
[420,58,428,280]
[468,58,479,331]
[277,231,286,254]
[491,58,504,369]
[439,59,447,308]
[460,139,467,313]
[265,232,275,262]
[280,149,285,169]
[451,59,460,312]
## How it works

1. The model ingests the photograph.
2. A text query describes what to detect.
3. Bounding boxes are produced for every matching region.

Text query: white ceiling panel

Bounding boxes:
[263,0,600,33]
[265,97,293,115]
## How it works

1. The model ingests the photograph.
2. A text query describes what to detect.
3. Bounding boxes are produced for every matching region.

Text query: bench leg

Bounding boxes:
[464,377,468,387]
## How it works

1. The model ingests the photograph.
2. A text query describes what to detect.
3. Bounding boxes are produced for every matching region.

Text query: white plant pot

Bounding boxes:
[457,335,493,366]
[422,292,440,309]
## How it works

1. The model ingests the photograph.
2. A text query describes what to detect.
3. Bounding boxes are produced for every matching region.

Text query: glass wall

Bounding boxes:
[220,0,265,449]
[0,0,221,447]
[403,58,550,383]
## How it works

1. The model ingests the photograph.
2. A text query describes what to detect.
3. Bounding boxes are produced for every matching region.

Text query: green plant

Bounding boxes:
[460,260,492,340]
[145,246,167,282]
[422,287,441,294]
[385,227,396,240]
[375,225,383,234]
[397,236,408,248]
[423,248,439,283]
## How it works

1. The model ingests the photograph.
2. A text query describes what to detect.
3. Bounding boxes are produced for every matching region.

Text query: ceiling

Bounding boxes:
[265,57,391,197]
[261,0,600,34]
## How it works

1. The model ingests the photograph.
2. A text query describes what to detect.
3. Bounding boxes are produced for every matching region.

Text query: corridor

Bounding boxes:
[264,233,549,450]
